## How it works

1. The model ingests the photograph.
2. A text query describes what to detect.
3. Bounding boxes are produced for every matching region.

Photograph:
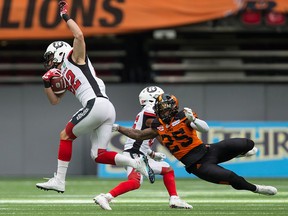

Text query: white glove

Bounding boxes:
[153,152,166,161]
[184,107,195,122]
[112,124,119,132]
[148,149,166,161]
[59,0,68,17]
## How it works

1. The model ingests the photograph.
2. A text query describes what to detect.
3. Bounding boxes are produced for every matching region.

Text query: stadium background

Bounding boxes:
[0,0,288,178]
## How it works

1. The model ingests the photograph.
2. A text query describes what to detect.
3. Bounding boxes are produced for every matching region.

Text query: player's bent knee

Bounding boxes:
[60,130,68,140]
[60,129,76,140]
[64,122,77,140]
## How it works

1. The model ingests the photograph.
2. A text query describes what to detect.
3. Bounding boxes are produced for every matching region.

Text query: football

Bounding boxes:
[50,76,67,94]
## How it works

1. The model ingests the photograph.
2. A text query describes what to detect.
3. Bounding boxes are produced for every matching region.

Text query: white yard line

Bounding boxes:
[0,199,286,204]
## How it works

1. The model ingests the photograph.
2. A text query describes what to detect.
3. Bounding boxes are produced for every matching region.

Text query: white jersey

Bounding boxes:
[124,104,156,155]
[61,51,108,106]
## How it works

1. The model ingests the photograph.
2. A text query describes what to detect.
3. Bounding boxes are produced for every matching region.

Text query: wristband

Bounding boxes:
[149,151,155,159]
[43,80,51,88]
[192,116,196,123]
[147,149,155,158]
[62,14,71,22]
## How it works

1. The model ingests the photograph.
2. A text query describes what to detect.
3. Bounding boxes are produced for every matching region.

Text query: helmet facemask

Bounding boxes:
[154,94,178,124]
[43,52,59,70]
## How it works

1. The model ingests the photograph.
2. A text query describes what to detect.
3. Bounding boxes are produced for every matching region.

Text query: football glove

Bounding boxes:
[147,149,166,161]
[42,68,61,88]
[153,152,166,161]
[184,107,196,122]
[112,124,119,132]
[59,0,68,17]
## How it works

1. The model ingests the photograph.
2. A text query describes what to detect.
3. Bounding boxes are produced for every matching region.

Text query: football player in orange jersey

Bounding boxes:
[113,93,278,197]
[94,87,192,210]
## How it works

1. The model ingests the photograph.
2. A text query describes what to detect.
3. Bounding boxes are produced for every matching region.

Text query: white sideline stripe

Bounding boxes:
[0,199,286,204]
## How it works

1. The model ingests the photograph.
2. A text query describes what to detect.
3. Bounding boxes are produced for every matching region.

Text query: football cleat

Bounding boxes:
[169,196,193,209]
[36,173,65,193]
[237,147,258,158]
[134,156,155,184]
[254,185,277,195]
[143,155,155,184]
[94,193,112,210]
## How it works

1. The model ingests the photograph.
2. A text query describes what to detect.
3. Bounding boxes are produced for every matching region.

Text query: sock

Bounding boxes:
[58,140,73,161]
[229,172,257,191]
[56,140,72,182]
[109,179,140,198]
[109,170,141,198]
[162,168,177,196]
[95,149,117,165]
[56,159,69,182]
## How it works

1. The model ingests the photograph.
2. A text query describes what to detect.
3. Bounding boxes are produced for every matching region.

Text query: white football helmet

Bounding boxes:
[139,86,164,107]
[44,41,72,70]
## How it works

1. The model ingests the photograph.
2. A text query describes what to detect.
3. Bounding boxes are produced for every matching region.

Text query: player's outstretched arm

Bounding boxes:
[147,149,166,161]
[58,0,86,64]
[114,124,158,140]
[190,118,209,133]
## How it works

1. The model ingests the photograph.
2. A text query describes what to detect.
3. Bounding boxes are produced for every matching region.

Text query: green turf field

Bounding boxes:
[0,177,287,215]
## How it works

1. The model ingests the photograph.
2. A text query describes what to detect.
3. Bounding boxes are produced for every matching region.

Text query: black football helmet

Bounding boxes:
[154,93,179,124]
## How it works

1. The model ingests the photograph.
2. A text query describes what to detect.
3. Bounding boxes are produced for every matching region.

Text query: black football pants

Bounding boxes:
[186,138,257,191]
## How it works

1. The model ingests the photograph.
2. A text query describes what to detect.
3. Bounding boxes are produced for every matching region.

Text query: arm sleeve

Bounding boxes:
[190,118,209,132]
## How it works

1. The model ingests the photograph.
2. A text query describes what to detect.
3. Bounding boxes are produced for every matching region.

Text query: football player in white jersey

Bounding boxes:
[94,86,192,210]
[36,0,153,194]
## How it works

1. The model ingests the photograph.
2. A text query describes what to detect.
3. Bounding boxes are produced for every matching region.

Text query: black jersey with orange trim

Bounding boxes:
[151,110,203,161]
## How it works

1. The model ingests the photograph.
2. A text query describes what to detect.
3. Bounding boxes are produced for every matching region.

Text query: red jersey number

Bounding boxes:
[65,70,81,94]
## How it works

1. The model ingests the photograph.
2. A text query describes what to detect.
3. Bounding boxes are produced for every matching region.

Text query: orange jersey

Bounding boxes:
[151,110,203,160]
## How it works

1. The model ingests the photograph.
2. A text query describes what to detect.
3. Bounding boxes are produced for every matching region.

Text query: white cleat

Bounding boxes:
[237,147,258,157]
[254,184,277,195]
[169,196,193,209]
[36,173,65,193]
[134,156,155,183]
[93,193,112,210]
